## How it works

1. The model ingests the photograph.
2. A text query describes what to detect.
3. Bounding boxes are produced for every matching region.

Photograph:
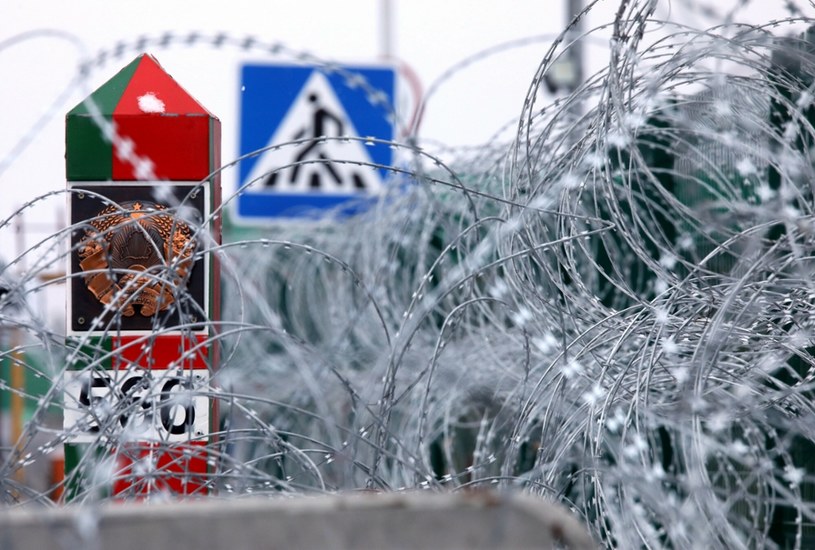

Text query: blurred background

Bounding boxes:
[4,2,815,547]
[1,1,804,334]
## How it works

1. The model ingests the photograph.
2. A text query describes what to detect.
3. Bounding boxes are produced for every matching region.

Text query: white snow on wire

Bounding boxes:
[137,92,165,113]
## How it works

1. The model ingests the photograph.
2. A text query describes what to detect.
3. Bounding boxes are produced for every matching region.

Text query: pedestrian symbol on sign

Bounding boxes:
[237,63,396,222]
[265,92,366,191]
[246,71,383,194]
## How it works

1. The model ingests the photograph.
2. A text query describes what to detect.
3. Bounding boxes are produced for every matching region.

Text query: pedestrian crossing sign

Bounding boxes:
[236,63,397,222]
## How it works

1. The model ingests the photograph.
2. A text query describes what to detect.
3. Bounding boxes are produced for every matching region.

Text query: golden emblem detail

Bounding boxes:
[78,200,195,317]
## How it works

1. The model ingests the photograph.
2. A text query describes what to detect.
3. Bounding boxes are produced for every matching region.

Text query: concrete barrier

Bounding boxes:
[0,491,596,549]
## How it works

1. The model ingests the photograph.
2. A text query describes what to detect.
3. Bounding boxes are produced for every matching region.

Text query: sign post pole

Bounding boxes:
[63,54,220,499]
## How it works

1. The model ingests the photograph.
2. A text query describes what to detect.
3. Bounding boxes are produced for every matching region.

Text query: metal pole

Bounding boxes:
[11,211,25,485]
[379,0,394,59]
[566,0,584,93]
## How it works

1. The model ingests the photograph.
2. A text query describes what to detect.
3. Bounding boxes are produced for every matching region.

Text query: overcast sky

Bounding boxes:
[0,0,808,287]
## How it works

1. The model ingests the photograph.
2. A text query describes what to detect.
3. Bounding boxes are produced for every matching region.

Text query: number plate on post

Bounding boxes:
[63,369,209,444]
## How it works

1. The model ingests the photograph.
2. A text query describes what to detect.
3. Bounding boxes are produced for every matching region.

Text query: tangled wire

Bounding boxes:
[3,1,815,548]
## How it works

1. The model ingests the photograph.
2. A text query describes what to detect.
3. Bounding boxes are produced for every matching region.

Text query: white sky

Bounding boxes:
[0,0,808,326]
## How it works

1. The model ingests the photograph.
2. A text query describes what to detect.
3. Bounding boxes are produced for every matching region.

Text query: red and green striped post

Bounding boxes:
[64,54,220,499]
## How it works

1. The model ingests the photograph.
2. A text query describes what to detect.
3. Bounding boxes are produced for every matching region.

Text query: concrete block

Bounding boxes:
[0,491,596,549]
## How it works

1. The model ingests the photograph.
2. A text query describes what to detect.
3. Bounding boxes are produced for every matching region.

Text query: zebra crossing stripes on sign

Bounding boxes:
[236,63,396,222]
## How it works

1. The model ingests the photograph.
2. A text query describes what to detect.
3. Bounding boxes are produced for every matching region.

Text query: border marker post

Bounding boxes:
[63,54,221,499]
